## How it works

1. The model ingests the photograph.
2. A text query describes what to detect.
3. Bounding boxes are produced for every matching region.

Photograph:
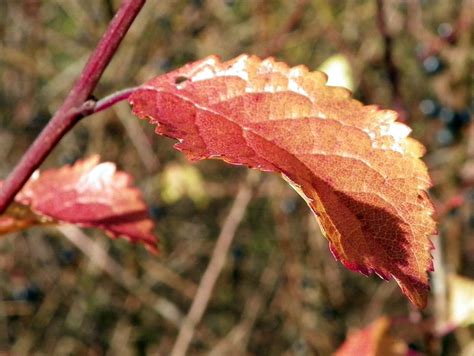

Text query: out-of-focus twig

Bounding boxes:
[362,281,397,324]
[431,234,448,334]
[376,0,406,120]
[264,0,309,56]
[307,213,345,306]
[407,0,473,58]
[170,173,257,356]
[114,103,161,174]
[273,198,331,353]
[57,225,184,326]
[141,259,197,300]
[209,256,280,355]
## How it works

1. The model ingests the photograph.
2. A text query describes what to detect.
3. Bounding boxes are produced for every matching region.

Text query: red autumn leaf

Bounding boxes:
[0,156,157,252]
[334,317,408,356]
[130,55,436,308]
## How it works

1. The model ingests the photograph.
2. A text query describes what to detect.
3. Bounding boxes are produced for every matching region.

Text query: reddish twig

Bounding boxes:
[0,0,146,214]
[93,86,139,114]
[66,86,140,119]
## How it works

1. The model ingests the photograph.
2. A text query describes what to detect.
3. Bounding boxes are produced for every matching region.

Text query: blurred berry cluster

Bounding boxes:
[417,22,472,146]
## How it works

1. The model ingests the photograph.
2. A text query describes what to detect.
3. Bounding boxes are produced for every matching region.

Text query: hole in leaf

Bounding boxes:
[174,76,189,84]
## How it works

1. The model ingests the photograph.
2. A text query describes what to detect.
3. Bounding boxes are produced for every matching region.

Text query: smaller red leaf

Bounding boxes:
[0,156,157,252]
[334,317,408,356]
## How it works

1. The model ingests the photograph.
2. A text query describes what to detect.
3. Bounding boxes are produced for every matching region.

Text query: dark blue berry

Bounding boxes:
[437,23,453,39]
[436,128,455,146]
[12,284,43,303]
[446,110,471,133]
[439,107,455,125]
[59,248,77,266]
[149,204,167,220]
[423,56,444,75]
[231,245,245,261]
[419,99,440,118]
[280,198,298,214]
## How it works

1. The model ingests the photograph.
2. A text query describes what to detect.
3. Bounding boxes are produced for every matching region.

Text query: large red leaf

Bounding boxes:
[130,55,436,308]
[0,156,157,252]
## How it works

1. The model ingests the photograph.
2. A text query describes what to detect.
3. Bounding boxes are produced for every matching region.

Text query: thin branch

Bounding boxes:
[0,0,146,214]
[93,86,139,114]
[264,0,309,56]
[375,0,406,120]
[431,234,447,336]
[170,176,256,356]
[209,256,279,355]
[406,0,473,59]
[57,225,184,326]
[114,102,161,173]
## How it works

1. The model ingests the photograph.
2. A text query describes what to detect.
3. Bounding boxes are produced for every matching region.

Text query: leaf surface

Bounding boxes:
[0,156,157,252]
[129,55,436,307]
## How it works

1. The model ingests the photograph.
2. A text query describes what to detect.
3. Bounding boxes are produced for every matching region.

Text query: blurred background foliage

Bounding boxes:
[0,0,473,354]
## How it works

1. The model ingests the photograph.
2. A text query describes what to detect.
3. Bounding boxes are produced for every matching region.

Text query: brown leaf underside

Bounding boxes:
[130,55,436,308]
[0,157,157,252]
